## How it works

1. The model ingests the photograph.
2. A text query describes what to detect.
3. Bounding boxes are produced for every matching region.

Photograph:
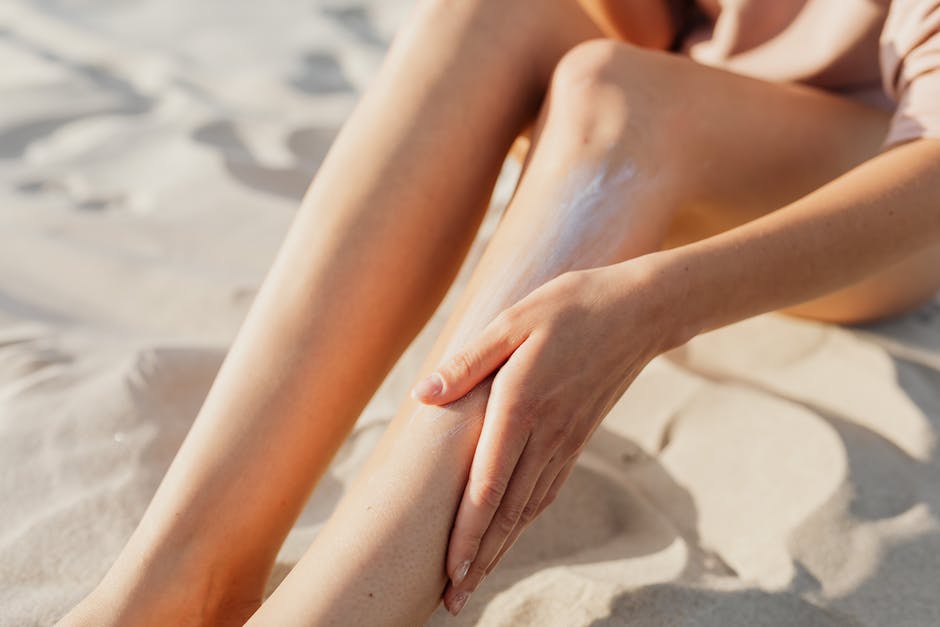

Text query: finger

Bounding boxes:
[485,453,570,573]
[440,457,579,614]
[443,367,532,595]
[410,309,525,405]
[450,414,564,588]
[444,436,547,613]
[541,456,577,516]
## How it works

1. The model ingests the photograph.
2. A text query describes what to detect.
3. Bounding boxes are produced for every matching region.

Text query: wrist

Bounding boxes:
[618,249,702,353]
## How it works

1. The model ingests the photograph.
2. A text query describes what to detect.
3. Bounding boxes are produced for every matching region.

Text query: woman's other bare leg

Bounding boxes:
[246,40,924,625]
[245,40,684,627]
[59,2,613,625]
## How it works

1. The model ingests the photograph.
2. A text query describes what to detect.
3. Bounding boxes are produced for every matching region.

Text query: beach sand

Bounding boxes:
[2,1,940,625]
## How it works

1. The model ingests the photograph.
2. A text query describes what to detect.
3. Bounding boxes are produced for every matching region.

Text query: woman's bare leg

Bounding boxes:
[245,40,938,625]
[244,41,670,627]
[58,1,612,625]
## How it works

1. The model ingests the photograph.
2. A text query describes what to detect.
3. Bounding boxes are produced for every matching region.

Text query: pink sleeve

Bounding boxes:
[880,0,940,149]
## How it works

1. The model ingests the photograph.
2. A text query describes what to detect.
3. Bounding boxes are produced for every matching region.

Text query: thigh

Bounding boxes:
[610,46,940,323]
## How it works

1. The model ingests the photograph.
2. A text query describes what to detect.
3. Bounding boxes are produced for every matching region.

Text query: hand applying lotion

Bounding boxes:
[410,258,680,615]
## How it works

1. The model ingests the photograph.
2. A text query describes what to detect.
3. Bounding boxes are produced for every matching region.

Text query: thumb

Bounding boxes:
[411,312,524,405]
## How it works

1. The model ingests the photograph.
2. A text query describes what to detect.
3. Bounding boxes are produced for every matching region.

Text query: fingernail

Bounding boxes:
[450,591,470,615]
[411,372,443,400]
[453,560,471,586]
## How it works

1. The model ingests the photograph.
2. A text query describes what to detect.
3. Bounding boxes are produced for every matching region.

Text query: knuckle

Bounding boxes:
[554,271,587,300]
[511,408,537,430]
[546,423,572,449]
[545,480,566,504]
[556,445,578,462]
[494,503,523,534]
[527,281,555,304]
[533,392,558,414]
[504,397,539,428]
[448,350,477,380]
[555,270,580,288]
[459,533,483,556]
[520,500,541,524]
[493,306,518,330]
[493,307,528,345]
[540,490,559,511]
[558,439,584,460]
[470,478,507,510]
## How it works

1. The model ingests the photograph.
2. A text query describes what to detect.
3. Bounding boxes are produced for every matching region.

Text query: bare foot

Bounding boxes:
[59,599,260,627]
[57,587,262,627]
[56,561,265,627]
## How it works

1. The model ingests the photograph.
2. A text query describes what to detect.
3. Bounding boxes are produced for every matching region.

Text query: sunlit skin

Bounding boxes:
[59,0,940,625]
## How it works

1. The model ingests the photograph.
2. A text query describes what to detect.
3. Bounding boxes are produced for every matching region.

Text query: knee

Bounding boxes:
[410,0,547,75]
[415,0,531,27]
[547,40,639,148]
[544,39,676,157]
[553,39,634,90]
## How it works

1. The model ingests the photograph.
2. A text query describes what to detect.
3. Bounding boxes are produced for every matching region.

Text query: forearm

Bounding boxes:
[648,138,940,347]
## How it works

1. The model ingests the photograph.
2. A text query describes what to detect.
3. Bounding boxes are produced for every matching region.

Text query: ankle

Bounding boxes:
[60,542,268,627]
[59,571,263,627]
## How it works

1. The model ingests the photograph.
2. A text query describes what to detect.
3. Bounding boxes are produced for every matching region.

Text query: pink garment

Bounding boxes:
[674,0,940,149]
